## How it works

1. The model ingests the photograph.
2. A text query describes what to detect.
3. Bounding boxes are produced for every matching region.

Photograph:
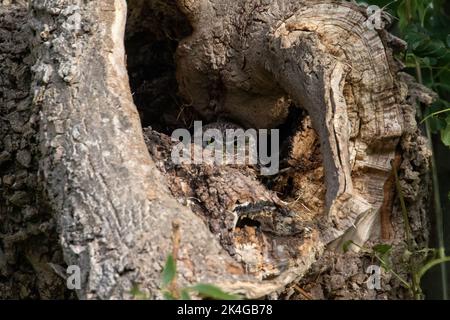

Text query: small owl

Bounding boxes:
[143,126,292,255]
[201,120,257,167]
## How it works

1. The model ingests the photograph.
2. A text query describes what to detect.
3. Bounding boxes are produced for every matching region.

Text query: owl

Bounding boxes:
[200,120,258,168]
[143,126,297,256]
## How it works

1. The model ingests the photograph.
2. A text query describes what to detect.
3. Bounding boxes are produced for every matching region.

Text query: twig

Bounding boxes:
[169,220,181,298]
[392,159,412,249]
[293,285,313,300]
[414,57,448,300]
[171,219,181,267]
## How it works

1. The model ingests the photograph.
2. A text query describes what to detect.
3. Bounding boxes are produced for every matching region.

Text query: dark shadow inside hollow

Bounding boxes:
[123,1,326,264]
[124,1,308,134]
[125,0,194,134]
[124,0,322,204]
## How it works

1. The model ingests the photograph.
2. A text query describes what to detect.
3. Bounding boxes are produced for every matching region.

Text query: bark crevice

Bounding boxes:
[0,0,432,299]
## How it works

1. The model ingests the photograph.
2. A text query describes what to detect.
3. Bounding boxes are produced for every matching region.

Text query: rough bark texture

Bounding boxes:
[0,0,432,299]
[0,4,71,299]
[175,0,420,247]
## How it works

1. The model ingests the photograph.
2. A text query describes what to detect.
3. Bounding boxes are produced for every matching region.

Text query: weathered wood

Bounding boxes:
[22,0,428,299]
[29,0,253,299]
[175,0,417,250]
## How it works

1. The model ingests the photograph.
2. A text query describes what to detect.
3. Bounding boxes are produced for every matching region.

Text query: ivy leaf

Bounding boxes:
[416,0,430,27]
[428,117,446,134]
[397,1,409,31]
[162,254,176,288]
[373,244,393,268]
[130,283,141,296]
[417,39,447,58]
[190,284,241,300]
[433,83,450,92]
[440,115,450,146]
[405,30,429,51]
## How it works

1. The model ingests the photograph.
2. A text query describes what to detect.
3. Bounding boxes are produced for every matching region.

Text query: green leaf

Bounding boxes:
[397,1,409,31]
[440,115,450,146]
[417,39,447,58]
[130,284,148,300]
[447,34,450,47]
[404,30,429,51]
[180,289,191,300]
[428,117,447,133]
[432,82,450,92]
[130,283,141,296]
[162,254,177,287]
[405,29,448,58]
[190,284,241,300]
[373,244,393,255]
[342,240,353,253]
[163,291,176,300]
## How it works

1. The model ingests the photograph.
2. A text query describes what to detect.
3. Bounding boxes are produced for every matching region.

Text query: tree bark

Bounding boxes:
[0,0,432,299]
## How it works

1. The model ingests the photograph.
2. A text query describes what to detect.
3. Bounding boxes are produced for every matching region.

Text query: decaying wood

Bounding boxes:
[144,127,322,281]
[380,151,402,241]
[175,0,417,249]
[1,0,426,299]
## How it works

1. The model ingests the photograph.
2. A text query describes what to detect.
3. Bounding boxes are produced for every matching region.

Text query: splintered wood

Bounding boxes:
[32,0,425,299]
[172,0,418,291]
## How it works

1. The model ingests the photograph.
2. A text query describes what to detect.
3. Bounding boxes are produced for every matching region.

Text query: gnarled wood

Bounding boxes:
[175,0,416,250]
[23,0,426,299]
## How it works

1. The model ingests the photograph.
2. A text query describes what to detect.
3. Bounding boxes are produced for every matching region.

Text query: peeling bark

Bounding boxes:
[174,0,420,262]
[0,0,432,299]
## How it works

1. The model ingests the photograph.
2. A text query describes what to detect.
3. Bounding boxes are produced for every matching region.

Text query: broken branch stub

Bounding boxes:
[176,0,416,248]
[30,0,419,299]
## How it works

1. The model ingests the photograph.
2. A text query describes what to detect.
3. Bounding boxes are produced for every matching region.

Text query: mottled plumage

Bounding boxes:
[143,125,302,255]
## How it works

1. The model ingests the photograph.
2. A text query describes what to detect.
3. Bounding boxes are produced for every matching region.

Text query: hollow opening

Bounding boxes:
[124,0,325,226]
[125,0,195,134]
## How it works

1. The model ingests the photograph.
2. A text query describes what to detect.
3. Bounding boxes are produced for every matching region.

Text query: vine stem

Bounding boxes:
[418,257,450,280]
[349,241,412,293]
[392,157,421,298]
[415,58,448,300]
[392,159,412,249]
[420,108,450,123]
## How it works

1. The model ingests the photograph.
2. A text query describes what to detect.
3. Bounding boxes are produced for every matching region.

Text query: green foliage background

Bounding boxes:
[359,0,450,299]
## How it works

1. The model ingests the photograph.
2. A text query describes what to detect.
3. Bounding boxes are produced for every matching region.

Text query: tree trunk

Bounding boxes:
[0,0,433,299]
